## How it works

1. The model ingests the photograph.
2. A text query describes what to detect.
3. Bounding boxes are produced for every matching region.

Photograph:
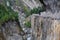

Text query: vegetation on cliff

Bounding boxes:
[22,5,46,28]
[0,4,18,26]
[24,21,31,28]
[23,6,46,17]
[30,6,45,14]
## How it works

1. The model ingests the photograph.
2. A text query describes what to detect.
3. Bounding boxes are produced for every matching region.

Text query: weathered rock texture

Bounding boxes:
[0,21,23,40]
[31,14,60,40]
[43,0,60,13]
[30,0,60,40]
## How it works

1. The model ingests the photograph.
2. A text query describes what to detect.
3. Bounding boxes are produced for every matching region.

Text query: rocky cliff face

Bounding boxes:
[43,0,60,12]
[41,0,60,21]
[21,0,41,9]
[31,14,60,40]
[0,0,60,40]
[0,21,23,40]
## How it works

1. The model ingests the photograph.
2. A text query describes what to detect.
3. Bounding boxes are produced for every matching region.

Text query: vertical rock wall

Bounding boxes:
[31,14,60,40]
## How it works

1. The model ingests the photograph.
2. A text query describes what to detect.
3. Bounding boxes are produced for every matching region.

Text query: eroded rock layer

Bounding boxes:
[31,14,60,40]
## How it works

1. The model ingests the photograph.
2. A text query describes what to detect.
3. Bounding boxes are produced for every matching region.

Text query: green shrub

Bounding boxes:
[23,6,46,17]
[24,21,31,28]
[0,4,18,25]
[31,6,46,14]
